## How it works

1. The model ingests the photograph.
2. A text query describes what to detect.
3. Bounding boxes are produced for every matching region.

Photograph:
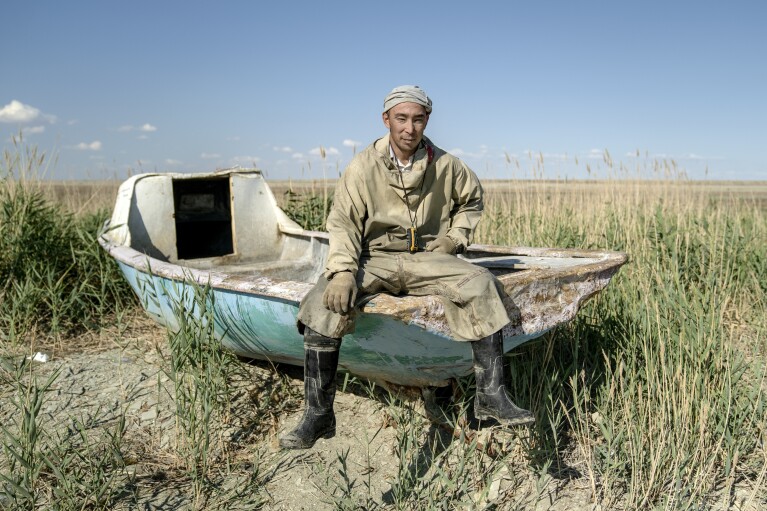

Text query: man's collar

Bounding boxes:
[389,143,418,171]
[389,140,426,166]
[375,135,434,170]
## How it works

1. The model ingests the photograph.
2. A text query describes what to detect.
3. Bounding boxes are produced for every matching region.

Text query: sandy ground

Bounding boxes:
[1,315,763,510]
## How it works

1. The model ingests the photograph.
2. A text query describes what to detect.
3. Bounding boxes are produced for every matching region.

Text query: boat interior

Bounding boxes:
[112,171,324,282]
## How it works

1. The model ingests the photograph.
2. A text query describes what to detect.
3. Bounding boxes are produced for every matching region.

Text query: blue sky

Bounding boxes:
[2,1,765,181]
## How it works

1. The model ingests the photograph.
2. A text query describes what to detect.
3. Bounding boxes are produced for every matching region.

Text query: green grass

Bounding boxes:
[160,281,245,505]
[281,188,333,231]
[0,358,59,508]
[476,174,767,509]
[1,141,765,509]
[0,142,136,345]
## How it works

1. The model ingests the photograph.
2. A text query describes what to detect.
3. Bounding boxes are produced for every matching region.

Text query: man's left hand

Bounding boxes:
[425,237,457,255]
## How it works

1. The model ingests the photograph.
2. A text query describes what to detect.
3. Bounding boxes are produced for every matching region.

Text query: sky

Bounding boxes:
[1,1,765,181]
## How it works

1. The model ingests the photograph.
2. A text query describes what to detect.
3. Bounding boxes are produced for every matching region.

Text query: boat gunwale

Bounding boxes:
[99,228,627,307]
[101,167,628,301]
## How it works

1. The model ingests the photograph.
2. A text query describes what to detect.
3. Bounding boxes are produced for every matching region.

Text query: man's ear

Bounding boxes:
[382,111,391,129]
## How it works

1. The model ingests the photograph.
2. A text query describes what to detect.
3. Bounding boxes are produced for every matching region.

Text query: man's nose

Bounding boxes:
[404,120,414,132]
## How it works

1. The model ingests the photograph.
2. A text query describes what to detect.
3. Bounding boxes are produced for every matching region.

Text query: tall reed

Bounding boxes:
[476,155,766,508]
[160,279,243,506]
[0,142,136,344]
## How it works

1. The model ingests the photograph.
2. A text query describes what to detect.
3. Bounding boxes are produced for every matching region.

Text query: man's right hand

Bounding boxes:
[322,271,358,314]
[425,236,457,255]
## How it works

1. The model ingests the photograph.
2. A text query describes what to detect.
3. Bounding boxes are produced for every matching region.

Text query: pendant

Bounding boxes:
[406,227,418,253]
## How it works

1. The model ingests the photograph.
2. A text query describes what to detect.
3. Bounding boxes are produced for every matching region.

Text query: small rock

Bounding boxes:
[140,408,158,422]
[28,352,49,363]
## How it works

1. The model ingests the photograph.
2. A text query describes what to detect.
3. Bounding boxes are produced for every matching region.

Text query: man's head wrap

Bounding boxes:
[383,85,432,114]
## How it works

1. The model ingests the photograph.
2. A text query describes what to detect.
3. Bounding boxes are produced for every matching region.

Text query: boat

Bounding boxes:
[99,168,627,391]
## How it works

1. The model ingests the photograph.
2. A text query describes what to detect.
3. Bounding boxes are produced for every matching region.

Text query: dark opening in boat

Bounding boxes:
[173,177,234,259]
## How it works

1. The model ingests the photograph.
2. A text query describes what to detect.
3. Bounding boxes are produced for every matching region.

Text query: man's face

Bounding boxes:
[382,102,429,161]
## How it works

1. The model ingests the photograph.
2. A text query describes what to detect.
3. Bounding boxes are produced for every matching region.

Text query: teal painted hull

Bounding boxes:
[118,262,547,388]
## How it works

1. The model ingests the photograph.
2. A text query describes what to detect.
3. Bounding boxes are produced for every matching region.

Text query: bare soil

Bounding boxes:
[2,314,762,510]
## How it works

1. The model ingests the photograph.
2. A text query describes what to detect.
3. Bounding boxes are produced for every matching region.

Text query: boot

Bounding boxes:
[279,328,341,449]
[471,331,535,426]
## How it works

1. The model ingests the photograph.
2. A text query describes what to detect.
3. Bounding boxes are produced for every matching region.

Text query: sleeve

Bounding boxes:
[324,164,367,279]
[446,160,484,252]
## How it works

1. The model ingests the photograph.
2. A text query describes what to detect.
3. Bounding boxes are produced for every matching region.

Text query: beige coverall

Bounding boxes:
[296,135,511,341]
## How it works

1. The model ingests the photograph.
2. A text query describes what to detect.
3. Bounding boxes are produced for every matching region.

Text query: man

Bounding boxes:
[280,85,534,450]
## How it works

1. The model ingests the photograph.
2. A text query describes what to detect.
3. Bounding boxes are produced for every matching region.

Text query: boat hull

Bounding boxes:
[116,261,551,388]
[100,169,627,389]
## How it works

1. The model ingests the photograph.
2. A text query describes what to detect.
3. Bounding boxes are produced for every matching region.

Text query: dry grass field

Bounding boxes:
[1,145,765,509]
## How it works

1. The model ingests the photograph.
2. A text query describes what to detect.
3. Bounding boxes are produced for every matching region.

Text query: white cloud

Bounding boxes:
[165,159,183,165]
[137,134,149,140]
[309,146,340,157]
[75,141,102,151]
[0,100,54,123]
[117,123,157,133]
[450,148,482,159]
[342,139,361,148]
[291,152,304,159]
[201,152,221,159]
[449,147,495,159]
[0,100,40,122]
[230,155,261,166]
[585,149,605,159]
[273,146,293,153]
[22,125,45,135]
[541,152,569,161]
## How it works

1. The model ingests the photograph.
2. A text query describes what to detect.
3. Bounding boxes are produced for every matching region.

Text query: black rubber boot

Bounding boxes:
[279,328,341,449]
[471,331,535,427]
